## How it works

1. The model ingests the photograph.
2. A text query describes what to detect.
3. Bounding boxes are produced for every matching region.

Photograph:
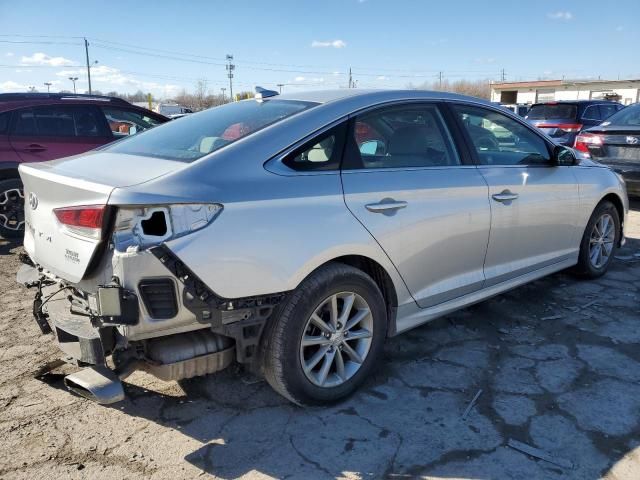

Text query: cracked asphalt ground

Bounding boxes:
[0,202,638,480]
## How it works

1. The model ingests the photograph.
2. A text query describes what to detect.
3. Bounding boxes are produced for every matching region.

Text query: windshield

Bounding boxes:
[601,104,640,127]
[526,103,577,120]
[105,99,317,162]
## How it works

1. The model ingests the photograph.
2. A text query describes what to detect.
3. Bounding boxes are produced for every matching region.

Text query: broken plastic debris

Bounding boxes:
[508,439,574,469]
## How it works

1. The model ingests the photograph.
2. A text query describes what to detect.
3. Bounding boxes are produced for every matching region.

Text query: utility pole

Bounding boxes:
[277,83,284,94]
[44,82,52,93]
[84,38,92,95]
[348,68,353,88]
[221,87,226,103]
[226,54,235,101]
[438,71,443,89]
[69,76,78,93]
[500,68,506,82]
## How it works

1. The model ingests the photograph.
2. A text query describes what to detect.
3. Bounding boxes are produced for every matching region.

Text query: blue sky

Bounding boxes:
[0,0,637,98]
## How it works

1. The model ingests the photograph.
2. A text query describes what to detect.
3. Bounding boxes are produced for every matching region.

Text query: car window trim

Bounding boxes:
[342,100,469,171]
[582,105,601,121]
[446,100,556,168]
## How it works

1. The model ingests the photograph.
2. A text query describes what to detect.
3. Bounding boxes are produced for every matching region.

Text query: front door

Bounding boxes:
[450,103,580,286]
[9,105,111,163]
[341,103,491,308]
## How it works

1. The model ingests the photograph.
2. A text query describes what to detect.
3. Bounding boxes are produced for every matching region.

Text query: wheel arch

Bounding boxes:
[302,254,400,336]
[599,192,625,246]
[0,164,21,181]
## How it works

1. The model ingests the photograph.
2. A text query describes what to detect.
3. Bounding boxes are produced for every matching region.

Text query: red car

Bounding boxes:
[0,93,168,238]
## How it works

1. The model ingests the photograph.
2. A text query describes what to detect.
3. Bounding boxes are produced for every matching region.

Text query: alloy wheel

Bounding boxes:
[589,213,615,268]
[0,188,25,232]
[299,291,374,388]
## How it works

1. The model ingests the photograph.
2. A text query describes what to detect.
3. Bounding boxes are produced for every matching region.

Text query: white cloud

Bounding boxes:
[311,40,347,48]
[0,80,29,92]
[21,52,75,66]
[547,11,573,20]
[377,76,388,80]
[294,76,305,82]
[5,52,14,57]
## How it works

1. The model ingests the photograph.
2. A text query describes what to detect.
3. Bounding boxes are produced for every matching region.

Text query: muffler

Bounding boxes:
[64,365,125,404]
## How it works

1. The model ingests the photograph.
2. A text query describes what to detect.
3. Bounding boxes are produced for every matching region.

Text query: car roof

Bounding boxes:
[0,93,165,117]
[277,88,494,107]
[531,100,617,106]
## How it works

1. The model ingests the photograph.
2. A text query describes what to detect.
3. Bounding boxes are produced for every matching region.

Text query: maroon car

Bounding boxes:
[0,93,168,238]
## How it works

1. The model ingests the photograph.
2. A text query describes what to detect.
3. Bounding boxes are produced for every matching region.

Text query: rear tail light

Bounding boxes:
[536,123,583,133]
[574,133,603,155]
[54,205,106,239]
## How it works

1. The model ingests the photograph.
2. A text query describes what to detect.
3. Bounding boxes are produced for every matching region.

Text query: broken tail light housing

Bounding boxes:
[113,203,222,252]
[54,205,106,240]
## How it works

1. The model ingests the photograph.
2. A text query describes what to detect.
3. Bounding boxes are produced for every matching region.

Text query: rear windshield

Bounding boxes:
[105,99,317,162]
[601,104,640,127]
[526,104,577,120]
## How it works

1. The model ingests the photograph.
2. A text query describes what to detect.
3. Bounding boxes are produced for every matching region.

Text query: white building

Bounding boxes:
[491,79,640,106]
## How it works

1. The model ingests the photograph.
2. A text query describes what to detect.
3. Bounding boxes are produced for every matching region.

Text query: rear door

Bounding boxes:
[0,110,21,166]
[9,105,112,163]
[451,103,580,286]
[341,102,491,308]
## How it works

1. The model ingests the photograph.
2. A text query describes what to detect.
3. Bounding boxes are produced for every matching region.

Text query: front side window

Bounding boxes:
[454,105,550,166]
[12,106,108,137]
[102,107,163,137]
[105,99,316,162]
[344,104,460,169]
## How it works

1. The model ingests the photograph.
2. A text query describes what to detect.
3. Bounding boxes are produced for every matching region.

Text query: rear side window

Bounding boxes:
[106,99,316,162]
[0,112,9,134]
[454,105,550,166]
[282,123,347,171]
[601,104,640,126]
[582,105,601,121]
[344,104,460,170]
[526,104,577,120]
[598,103,618,120]
[102,107,163,137]
[12,106,109,137]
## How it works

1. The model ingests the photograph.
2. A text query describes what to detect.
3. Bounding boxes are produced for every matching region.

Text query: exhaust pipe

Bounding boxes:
[64,365,125,404]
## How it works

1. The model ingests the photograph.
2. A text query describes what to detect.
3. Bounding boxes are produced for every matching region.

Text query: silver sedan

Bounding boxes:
[19,89,628,405]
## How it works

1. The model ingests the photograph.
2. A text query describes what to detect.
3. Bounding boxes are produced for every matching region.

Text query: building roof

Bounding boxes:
[492,78,640,90]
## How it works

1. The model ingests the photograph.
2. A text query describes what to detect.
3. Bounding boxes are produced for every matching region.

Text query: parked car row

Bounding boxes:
[0,93,169,237]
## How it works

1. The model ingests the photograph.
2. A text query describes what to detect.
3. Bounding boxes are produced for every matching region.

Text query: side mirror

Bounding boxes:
[553,145,576,166]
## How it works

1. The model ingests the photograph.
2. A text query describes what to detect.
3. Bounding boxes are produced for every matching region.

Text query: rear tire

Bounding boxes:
[572,200,620,279]
[0,178,25,239]
[261,263,387,405]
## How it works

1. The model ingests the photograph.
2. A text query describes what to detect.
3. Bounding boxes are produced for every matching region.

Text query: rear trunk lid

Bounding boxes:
[20,151,187,283]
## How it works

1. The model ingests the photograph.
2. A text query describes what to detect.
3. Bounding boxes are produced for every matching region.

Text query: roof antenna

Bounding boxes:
[254,86,279,102]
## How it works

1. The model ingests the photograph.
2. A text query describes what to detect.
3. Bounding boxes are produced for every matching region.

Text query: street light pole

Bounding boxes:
[44,82,52,93]
[69,77,78,94]
[277,83,284,94]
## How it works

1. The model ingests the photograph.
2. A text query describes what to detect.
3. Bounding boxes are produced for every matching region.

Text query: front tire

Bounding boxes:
[573,200,620,278]
[0,178,25,239]
[262,263,387,405]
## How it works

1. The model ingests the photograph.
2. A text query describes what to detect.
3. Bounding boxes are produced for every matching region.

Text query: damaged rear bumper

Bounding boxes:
[18,243,288,403]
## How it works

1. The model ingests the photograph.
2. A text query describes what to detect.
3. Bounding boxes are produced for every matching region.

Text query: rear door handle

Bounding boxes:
[25,144,47,152]
[491,190,519,203]
[365,200,408,213]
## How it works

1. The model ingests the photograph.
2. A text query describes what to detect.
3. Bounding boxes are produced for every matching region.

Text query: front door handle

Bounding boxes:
[365,199,408,214]
[25,144,47,152]
[492,190,519,203]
